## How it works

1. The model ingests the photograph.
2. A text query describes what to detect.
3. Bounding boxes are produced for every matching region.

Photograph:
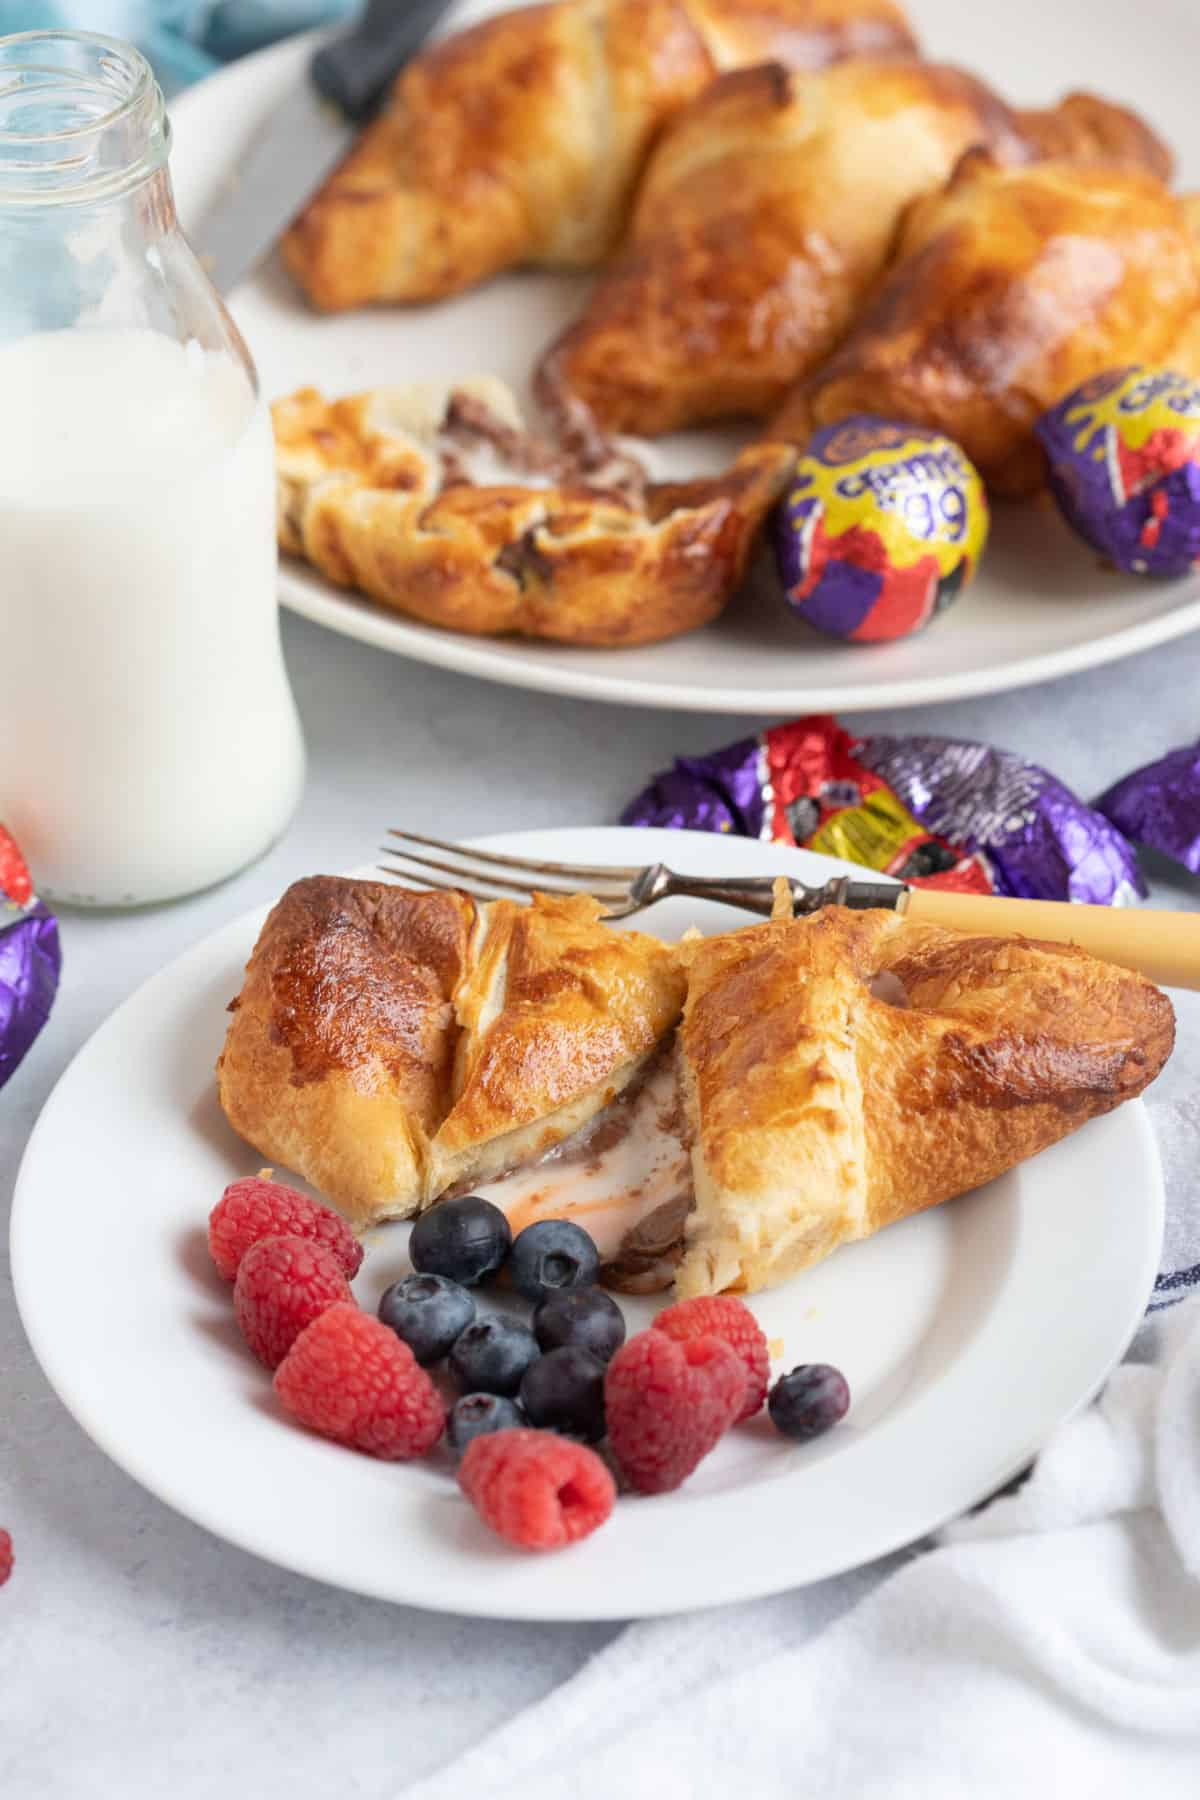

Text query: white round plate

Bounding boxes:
[167,0,1200,714]
[11,830,1164,1619]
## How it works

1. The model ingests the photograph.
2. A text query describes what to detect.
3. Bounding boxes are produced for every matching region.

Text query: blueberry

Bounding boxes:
[519,1346,607,1442]
[409,1196,512,1287]
[767,1364,850,1442]
[378,1273,475,1365]
[509,1219,600,1305]
[534,1287,626,1363]
[449,1317,540,1396]
[446,1392,525,1458]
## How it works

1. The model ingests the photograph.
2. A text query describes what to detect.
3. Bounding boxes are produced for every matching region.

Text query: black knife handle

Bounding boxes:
[311,0,455,123]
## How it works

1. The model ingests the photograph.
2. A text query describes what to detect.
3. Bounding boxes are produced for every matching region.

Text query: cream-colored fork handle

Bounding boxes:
[900,888,1200,990]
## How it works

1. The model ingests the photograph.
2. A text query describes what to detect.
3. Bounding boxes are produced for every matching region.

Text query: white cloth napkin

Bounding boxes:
[408,1098,1200,1798]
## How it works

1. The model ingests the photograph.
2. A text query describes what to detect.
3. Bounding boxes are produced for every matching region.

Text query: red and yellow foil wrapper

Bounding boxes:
[757,719,992,890]
[622,717,1144,906]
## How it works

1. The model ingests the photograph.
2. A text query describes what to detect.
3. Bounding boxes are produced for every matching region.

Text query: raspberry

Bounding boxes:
[458,1429,615,1550]
[653,1295,770,1421]
[0,1530,11,1587]
[605,1329,744,1494]
[275,1304,445,1459]
[208,1174,362,1282]
[234,1235,354,1368]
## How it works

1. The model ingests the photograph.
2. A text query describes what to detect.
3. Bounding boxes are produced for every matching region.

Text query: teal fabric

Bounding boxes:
[0,1,355,93]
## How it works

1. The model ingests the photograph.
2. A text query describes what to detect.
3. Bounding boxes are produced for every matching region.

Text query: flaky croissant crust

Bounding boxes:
[281,0,919,311]
[217,881,686,1228]
[675,905,1174,1295]
[771,153,1200,496]
[540,59,1174,437]
[218,881,1173,1296]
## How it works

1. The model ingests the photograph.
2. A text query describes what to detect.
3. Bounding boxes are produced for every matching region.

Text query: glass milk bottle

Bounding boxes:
[0,31,304,907]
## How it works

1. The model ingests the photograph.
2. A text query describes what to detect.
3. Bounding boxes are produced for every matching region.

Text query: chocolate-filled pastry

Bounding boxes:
[772,152,1200,497]
[273,378,790,646]
[219,879,1173,1297]
[538,61,1171,436]
[217,882,685,1229]
[672,906,1174,1296]
[281,0,919,311]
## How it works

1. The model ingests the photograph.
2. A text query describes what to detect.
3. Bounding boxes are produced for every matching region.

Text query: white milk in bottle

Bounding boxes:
[0,328,304,906]
[0,32,304,905]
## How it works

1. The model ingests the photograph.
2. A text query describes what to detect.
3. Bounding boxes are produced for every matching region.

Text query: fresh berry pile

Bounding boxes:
[206,1182,850,1553]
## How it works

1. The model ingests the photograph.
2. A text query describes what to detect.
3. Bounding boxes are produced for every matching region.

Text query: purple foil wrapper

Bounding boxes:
[856,735,1145,906]
[620,735,769,840]
[1037,367,1200,579]
[1097,741,1200,874]
[0,901,62,1090]
[622,717,1145,907]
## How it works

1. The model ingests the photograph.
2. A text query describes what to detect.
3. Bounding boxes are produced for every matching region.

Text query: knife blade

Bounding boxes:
[192,0,455,297]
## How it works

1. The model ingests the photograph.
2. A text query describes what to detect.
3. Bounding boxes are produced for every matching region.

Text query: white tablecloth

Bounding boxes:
[3,611,1199,1795]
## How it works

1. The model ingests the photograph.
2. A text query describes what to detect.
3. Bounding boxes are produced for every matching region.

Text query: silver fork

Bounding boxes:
[379,829,908,920]
[378,830,1200,990]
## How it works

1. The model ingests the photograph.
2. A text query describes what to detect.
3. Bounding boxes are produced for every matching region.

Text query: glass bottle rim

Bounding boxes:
[0,30,169,206]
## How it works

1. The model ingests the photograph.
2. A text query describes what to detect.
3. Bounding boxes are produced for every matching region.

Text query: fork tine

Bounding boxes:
[386,828,644,883]
[376,866,518,904]
[376,864,632,919]
[380,843,632,901]
[383,842,629,900]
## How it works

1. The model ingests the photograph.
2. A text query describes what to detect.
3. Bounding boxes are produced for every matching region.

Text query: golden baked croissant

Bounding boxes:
[771,151,1200,497]
[218,880,1173,1296]
[538,61,1173,436]
[217,881,685,1228]
[673,905,1173,1297]
[273,378,790,646]
[280,0,918,310]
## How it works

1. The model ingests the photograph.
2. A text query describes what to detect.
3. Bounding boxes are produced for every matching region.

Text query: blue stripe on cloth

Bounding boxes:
[1148,1261,1200,1311]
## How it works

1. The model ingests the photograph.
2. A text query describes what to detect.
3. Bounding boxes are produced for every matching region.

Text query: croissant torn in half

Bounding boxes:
[281,0,919,311]
[273,378,790,646]
[217,881,1173,1297]
[772,151,1200,497]
[217,880,686,1229]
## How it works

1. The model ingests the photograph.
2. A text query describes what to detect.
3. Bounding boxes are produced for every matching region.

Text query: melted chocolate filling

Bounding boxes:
[439,388,646,508]
[599,1192,693,1297]
[868,970,910,1008]
[441,1037,693,1292]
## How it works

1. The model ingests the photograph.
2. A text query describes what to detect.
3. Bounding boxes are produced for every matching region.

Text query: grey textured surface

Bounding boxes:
[4,610,1199,1797]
